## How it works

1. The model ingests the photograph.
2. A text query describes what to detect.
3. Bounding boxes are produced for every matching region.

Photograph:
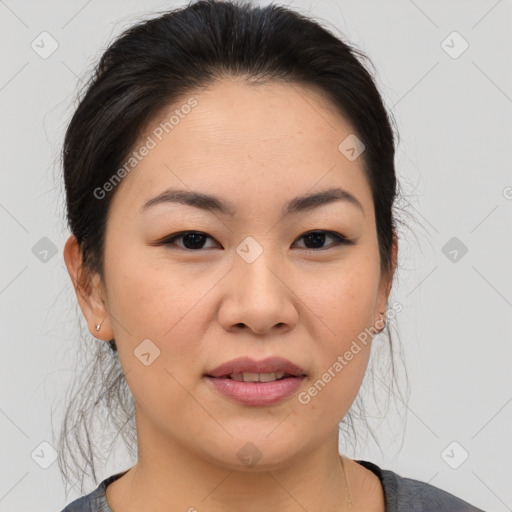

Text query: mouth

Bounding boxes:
[215,371,298,382]
[206,356,306,378]
[204,356,307,406]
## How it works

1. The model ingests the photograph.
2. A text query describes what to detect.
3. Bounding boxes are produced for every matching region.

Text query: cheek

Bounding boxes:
[105,235,180,329]
[304,257,380,344]
[104,242,216,374]
[296,259,379,405]
[104,253,210,424]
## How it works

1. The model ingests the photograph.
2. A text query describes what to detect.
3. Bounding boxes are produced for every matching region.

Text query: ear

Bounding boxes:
[63,235,114,341]
[375,232,398,327]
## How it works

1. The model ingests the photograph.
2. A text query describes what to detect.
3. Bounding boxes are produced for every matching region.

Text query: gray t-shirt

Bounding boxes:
[59,459,486,511]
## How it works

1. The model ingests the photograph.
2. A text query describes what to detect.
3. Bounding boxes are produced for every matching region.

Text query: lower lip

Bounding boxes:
[205,376,305,406]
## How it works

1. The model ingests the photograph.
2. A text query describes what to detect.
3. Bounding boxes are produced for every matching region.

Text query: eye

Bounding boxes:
[293,230,355,251]
[159,231,218,250]
[158,230,354,251]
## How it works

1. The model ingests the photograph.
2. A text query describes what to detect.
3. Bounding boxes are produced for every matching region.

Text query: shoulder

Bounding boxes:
[58,487,104,512]
[57,471,125,512]
[355,459,486,512]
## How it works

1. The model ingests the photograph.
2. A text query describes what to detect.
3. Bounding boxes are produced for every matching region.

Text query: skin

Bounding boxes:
[64,77,397,512]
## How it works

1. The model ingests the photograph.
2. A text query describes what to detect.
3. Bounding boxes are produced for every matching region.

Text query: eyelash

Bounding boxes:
[158,230,355,251]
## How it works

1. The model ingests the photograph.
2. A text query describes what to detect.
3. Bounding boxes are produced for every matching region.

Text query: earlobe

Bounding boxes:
[63,235,114,341]
[375,233,399,329]
[376,311,386,333]
[385,232,399,297]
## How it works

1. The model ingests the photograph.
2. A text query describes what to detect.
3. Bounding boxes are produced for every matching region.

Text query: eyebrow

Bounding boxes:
[140,186,365,217]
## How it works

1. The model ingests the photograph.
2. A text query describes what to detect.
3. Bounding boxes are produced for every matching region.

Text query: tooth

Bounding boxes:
[242,372,260,382]
[238,372,281,382]
[275,372,285,380]
[231,374,243,381]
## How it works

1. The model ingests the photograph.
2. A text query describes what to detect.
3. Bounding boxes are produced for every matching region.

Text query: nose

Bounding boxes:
[217,248,299,336]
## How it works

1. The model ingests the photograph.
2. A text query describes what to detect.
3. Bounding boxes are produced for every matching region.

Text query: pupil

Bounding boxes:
[304,232,325,249]
[183,233,205,249]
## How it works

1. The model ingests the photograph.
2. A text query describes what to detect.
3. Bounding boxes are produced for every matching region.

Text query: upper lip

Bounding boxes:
[206,356,306,378]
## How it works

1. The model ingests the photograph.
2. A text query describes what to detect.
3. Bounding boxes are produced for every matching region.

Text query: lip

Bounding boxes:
[204,356,307,406]
[206,356,306,378]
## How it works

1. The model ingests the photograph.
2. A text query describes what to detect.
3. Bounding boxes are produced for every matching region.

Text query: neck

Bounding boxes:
[107,426,353,512]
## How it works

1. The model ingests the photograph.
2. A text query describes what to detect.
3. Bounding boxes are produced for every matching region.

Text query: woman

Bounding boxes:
[58,1,485,510]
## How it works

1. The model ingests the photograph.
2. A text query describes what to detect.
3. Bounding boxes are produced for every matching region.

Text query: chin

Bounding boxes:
[198,431,309,472]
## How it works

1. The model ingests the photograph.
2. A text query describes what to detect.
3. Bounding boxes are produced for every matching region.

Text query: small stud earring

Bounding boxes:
[96,322,102,331]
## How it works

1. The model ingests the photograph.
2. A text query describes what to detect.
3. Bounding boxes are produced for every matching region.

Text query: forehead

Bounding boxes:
[109,78,373,219]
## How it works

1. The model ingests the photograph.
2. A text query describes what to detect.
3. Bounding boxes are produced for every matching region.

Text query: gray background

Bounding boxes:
[0,0,511,510]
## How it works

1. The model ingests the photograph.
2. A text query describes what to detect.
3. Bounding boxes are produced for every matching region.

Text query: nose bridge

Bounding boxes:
[235,236,283,303]
[218,235,298,334]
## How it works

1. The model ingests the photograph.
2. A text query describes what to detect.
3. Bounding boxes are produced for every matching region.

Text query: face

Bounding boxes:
[67,78,396,471]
